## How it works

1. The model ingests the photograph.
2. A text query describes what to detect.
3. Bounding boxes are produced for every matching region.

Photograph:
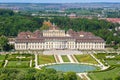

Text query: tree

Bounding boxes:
[103,78,112,80]
[113,45,118,50]
[35,72,47,80]
[115,76,120,80]
[40,21,52,31]
[0,36,8,51]
[40,24,49,31]
[64,72,77,80]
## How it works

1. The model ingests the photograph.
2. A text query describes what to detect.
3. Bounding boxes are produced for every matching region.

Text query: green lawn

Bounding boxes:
[5,53,35,68]
[94,53,120,60]
[6,53,34,61]
[0,62,3,67]
[89,53,120,80]
[77,76,82,80]
[61,55,70,62]
[105,60,120,66]
[38,55,55,64]
[0,55,6,60]
[6,61,30,68]
[0,55,6,67]
[94,53,107,59]
[94,53,120,66]
[89,67,120,80]
[75,54,98,64]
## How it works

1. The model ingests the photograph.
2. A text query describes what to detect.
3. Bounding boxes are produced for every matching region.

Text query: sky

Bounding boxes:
[0,0,120,3]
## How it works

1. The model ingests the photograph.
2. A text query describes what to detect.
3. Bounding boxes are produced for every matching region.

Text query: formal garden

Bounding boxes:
[74,54,98,64]
[5,53,35,68]
[61,55,70,62]
[6,61,30,68]
[94,53,120,66]
[0,52,120,80]
[88,66,120,80]
[38,55,56,64]
[88,53,120,80]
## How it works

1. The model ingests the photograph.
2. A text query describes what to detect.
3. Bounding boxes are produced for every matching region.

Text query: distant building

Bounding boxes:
[106,18,120,24]
[15,25,105,50]
[68,13,77,18]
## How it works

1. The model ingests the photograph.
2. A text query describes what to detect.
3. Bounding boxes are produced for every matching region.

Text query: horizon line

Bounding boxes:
[0,2,120,4]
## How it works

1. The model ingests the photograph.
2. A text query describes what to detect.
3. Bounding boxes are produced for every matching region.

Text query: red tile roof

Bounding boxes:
[106,18,120,23]
[16,29,104,43]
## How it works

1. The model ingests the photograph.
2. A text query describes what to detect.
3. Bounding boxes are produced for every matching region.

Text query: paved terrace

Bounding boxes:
[43,50,82,55]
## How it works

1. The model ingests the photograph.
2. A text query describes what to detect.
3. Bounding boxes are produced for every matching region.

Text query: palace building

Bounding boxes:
[15,25,105,50]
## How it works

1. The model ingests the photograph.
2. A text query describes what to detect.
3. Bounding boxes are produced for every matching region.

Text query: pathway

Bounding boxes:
[43,50,82,55]
[77,73,91,80]
[71,55,79,63]
[57,55,64,63]
[54,55,60,63]
[90,54,108,70]
[35,54,38,67]
[4,60,8,67]
[67,55,75,63]
[30,60,32,67]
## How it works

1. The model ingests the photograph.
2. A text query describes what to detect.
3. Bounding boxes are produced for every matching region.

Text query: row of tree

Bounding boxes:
[0,68,77,80]
[0,9,44,36]
[51,17,120,45]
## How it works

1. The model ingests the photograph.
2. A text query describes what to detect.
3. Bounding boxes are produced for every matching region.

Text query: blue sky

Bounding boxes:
[0,0,120,3]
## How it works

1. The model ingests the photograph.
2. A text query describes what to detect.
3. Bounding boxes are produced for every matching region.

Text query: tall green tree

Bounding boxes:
[0,36,8,51]
[64,72,77,80]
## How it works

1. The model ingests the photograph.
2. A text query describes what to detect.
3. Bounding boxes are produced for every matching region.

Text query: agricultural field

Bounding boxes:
[75,54,98,64]
[38,55,55,64]
[61,55,70,62]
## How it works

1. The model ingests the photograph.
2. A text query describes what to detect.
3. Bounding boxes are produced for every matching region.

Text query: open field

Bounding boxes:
[75,54,98,64]
[89,67,120,80]
[61,55,70,62]
[38,55,55,64]
[6,61,30,68]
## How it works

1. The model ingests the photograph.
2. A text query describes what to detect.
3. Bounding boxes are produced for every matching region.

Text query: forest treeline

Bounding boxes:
[51,17,120,45]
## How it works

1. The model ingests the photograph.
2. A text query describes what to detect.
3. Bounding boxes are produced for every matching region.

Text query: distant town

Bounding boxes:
[0,2,120,80]
[0,3,120,18]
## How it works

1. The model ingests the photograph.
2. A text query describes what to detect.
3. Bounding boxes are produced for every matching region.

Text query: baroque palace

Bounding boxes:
[15,24,105,50]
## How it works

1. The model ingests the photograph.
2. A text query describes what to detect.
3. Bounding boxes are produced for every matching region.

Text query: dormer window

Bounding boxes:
[27,35,31,38]
[80,35,84,37]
